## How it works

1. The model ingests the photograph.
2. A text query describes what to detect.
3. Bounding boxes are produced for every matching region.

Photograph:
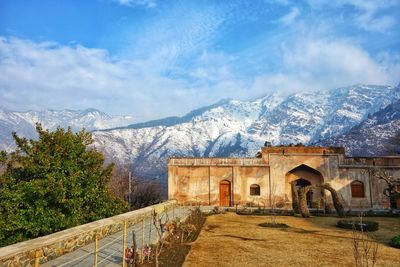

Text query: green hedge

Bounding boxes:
[390,235,400,248]
[337,220,379,232]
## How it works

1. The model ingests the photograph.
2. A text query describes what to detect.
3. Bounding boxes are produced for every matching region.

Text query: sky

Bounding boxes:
[0,0,399,121]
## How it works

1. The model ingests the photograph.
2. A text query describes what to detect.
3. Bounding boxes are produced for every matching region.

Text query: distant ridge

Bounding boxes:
[0,108,136,151]
[2,84,399,180]
[315,98,400,156]
[105,99,231,131]
[92,84,400,180]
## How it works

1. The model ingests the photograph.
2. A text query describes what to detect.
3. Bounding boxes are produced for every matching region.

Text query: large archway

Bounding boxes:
[285,164,324,208]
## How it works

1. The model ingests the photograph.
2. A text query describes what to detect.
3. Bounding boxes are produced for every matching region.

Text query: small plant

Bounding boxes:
[352,229,379,267]
[390,235,400,248]
[152,210,167,267]
[180,223,197,243]
[124,230,139,267]
[143,244,152,262]
[351,210,379,267]
[269,182,278,225]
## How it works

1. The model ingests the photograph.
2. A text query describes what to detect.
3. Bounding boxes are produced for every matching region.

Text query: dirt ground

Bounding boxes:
[183,213,400,267]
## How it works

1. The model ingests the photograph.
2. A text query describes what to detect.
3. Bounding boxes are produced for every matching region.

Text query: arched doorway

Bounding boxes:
[294,179,313,208]
[219,180,231,206]
[285,164,324,209]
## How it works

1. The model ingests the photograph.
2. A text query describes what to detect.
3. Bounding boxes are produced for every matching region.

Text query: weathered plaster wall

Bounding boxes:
[168,165,210,204]
[168,148,400,209]
[168,158,268,206]
[339,167,400,209]
[338,168,372,209]
[210,166,232,205]
[236,166,269,205]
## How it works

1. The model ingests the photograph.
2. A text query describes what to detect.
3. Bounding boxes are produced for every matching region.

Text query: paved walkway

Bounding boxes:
[43,207,191,267]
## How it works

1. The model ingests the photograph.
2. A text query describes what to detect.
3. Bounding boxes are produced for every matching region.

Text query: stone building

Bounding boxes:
[168,146,400,209]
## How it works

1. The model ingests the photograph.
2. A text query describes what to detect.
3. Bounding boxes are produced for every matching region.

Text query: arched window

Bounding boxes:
[351,181,365,198]
[250,184,260,196]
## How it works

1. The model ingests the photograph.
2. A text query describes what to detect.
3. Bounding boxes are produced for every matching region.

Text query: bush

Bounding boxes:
[0,124,127,247]
[390,235,400,248]
[337,220,379,232]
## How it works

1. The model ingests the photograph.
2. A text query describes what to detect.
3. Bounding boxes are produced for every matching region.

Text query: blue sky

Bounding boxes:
[0,0,399,121]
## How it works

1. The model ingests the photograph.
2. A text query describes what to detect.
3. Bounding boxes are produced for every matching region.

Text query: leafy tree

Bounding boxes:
[0,124,127,246]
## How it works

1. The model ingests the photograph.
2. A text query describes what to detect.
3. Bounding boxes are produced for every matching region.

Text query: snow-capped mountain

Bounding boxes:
[92,84,400,179]
[0,108,136,151]
[315,99,400,156]
[2,84,399,180]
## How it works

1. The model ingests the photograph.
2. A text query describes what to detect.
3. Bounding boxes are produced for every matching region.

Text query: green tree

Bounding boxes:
[0,124,127,246]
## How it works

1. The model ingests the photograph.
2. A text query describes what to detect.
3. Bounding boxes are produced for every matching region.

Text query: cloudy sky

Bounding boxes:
[0,0,399,121]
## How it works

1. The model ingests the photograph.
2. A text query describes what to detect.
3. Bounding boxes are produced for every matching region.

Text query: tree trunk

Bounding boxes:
[322,183,345,218]
[299,186,312,218]
[298,183,345,218]
[291,181,300,214]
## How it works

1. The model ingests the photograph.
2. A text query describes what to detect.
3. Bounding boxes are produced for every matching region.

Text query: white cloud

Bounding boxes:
[306,0,398,32]
[0,5,234,120]
[118,3,227,72]
[0,37,244,120]
[1,35,399,120]
[113,0,156,8]
[279,7,300,25]
[250,38,399,94]
[356,12,395,32]
[266,0,291,6]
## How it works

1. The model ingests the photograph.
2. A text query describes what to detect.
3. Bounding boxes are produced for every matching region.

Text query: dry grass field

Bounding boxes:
[183,213,400,267]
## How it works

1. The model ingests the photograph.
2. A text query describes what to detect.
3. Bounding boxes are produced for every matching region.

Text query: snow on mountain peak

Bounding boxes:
[0,107,136,151]
[91,84,400,180]
[1,84,399,180]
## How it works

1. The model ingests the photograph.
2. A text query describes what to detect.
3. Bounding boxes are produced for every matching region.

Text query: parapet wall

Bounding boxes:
[0,201,177,267]
[340,156,400,166]
[261,146,345,155]
[168,157,266,166]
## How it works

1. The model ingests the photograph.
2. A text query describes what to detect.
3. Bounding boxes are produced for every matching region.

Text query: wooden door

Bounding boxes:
[219,180,231,206]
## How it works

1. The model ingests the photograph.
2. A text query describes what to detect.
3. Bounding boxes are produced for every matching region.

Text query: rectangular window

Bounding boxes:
[351,182,365,198]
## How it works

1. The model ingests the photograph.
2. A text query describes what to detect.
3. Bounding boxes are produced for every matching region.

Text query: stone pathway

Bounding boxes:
[43,207,191,267]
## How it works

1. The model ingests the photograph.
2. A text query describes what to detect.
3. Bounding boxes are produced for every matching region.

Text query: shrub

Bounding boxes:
[390,235,400,248]
[337,220,379,232]
[0,124,127,247]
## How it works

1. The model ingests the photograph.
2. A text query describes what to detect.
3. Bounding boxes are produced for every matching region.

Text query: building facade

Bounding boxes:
[168,146,400,209]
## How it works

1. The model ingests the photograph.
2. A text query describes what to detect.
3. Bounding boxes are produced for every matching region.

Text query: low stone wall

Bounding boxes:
[0,200,177,267]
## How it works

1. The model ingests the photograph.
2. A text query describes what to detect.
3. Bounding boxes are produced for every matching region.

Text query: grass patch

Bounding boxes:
[184,213,400,267]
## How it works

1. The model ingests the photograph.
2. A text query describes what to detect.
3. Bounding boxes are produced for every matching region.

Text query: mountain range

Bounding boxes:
[92,84,400,179]
[315,98,400,156]
[1,84,399,181]
[0,108,136,151]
